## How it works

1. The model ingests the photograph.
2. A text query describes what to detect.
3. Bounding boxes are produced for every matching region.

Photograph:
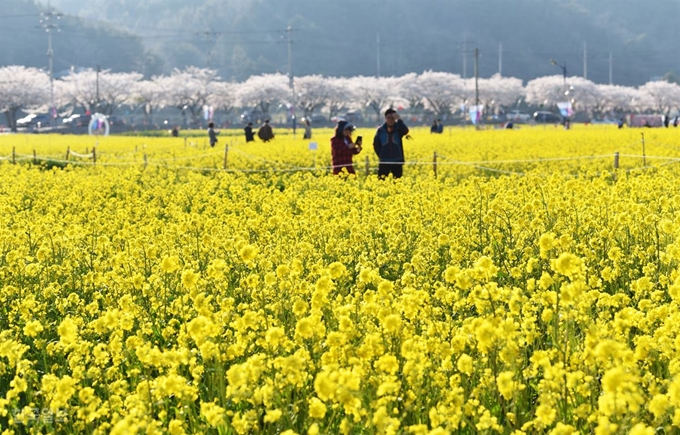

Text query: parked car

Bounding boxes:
[505,110,531,123]
[533,111,563,124]
[17,113,52,128]
[107,115,126,126]
[300,114,327,124]
[63,114,92,127]
[332,111,364,124]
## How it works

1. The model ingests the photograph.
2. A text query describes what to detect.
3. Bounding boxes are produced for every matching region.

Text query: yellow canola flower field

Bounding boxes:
[1,124,678,176]
[1,127,680,434]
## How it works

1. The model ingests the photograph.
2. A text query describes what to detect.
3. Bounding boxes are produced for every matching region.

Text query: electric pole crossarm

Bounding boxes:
[287,26,296,136]
[39,1,62,119]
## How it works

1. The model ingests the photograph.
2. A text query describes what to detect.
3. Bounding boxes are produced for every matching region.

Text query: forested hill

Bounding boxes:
[4,0,680,85]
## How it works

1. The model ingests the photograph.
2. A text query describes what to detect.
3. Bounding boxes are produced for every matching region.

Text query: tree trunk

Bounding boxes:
[369,102,382,123]
[5,109,17,133]
[258,102,270,121]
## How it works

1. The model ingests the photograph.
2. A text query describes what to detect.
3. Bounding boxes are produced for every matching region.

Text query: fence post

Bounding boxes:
[12,147,15,165]
[144,154,148,168]
[223,143,229,169]
[65,147,70,161]
[613,152,619,182]
[365,156,370,177]
[184,137,187,147]
[433,151,438,178]
[92,148,96,165]
[33,150,37,164]
[641,133,646,167]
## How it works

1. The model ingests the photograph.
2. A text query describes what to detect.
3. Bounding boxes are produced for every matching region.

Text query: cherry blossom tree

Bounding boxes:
[159,67,219,127]
[323,77,356,121]
[639,80,680,115]
[525,75,574,109]
[555,76,599,115]
[418,71,465,119]
[101,71,143,116]
[236,73,289,121]
[588,85,624,117]
[59,69,99,114]
[59,68,142,116]
[134,78,165,126]
[626,88,650,114]
[476,74,524,115]
[294,75,331,118]
[0,66,50,132]
[208,80,239,124]
[396,73,424,114]
[348,76,401,122]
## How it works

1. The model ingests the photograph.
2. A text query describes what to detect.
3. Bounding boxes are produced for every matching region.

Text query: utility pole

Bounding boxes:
[40,1,61,120]
[96,65,101,113]
[462,36,467,79]
[376,33,381,77]
[498,42,503,76]
[461,34,476,79]
[287,26,296,136]
[199,29,218,68]
[583,40,587,79]
[474,48,480,128]
[551,59,567,93]
[609,52,613,85]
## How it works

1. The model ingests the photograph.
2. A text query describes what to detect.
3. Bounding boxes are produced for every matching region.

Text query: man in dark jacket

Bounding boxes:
[373,108,410,179]
[208,122,219,147]
[244,122,255,142]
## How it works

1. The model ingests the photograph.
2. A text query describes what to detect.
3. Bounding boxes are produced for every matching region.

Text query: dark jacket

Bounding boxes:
[373,119,409,163]
[244,125,255,142]
[208,127,218,146]
[258,123,274,142]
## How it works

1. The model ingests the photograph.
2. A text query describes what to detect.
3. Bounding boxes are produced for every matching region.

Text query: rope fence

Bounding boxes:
[4,135,680,179]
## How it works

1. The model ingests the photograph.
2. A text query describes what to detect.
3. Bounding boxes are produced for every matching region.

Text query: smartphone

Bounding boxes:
[356,135,363,145]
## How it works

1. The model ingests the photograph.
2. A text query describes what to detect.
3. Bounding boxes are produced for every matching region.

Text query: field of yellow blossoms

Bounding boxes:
[2,125,680,434]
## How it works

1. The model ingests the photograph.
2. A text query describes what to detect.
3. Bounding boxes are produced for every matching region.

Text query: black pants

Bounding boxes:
[378,163,403,179]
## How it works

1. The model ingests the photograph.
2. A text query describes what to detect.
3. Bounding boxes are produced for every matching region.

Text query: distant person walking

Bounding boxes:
[257,119,274,142]
[208,122,219,147]
[373,108,410,179]
[244,122,255,142]
[331,121,362,175]
[303,118,312,139]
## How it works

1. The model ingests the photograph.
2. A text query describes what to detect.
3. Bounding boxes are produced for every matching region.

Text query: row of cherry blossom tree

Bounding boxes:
[1,65,680,131]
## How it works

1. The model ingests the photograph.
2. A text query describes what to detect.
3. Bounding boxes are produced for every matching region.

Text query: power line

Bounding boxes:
[0,13,40,19]
[39,2,62,117]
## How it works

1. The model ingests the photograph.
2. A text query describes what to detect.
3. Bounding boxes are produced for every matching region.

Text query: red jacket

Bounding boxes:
[331,135,360,174]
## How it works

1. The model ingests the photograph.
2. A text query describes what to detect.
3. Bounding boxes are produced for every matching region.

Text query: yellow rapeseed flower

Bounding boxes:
[551,252,583,277]
[239,244,258,261]
[161,255,180,273]
[308,397,327,419]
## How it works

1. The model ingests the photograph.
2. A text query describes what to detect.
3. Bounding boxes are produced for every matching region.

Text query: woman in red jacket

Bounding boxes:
[331,120,362,175]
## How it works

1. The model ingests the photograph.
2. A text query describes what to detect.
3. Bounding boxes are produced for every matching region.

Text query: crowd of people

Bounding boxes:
[207,109,412,178]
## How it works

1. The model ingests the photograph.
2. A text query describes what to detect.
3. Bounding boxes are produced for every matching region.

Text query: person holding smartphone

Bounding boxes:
[331,120,362,175]
[373,108,410,178]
